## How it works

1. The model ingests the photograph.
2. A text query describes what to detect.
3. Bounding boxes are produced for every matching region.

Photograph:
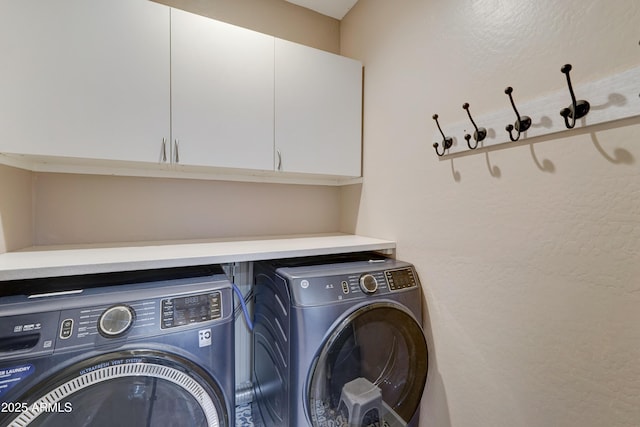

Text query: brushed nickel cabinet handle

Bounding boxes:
[276,149,282,171]
[161,138,167,162]
[174,140,180,164]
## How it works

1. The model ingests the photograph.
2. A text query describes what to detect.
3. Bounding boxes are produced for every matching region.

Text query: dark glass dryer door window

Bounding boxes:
[308,303,428,427]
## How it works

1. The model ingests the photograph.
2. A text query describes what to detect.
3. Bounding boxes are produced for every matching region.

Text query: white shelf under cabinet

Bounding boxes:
[0,234,395,281]
[0,153,363,186]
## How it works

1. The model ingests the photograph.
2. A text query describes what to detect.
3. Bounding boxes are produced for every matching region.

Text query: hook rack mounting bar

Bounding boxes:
[432,64,640,158]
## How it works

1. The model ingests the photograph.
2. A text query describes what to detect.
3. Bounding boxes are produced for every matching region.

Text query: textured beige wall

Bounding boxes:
[33,173,341,245]
[153,0,340,53]
[0,164,33,252]
[341,1,640,426]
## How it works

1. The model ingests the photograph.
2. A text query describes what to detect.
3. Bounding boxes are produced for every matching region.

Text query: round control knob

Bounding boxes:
[98,305,134,337]
[359,274,379,294]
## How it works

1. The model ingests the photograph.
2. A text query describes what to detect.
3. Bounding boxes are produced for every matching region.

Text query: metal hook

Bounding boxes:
[463,134,475,149]
[432,114,453,156]
[462,103,486,149]
[504,87,531,142]
[559,64,590,129]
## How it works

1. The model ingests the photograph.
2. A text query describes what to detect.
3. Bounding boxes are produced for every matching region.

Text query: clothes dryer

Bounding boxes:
[252,254,428,427]
[0,265,234,427]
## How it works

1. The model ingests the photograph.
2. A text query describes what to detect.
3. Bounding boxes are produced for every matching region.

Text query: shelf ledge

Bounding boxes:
[0,233,396,281]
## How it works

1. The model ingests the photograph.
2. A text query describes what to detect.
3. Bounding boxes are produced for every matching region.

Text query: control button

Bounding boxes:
[209,293,222,320]
[300,280,310,289]
[359,274,378,294]
[60,318,74,339]
[98,305,134,338]
[341,281,350,294]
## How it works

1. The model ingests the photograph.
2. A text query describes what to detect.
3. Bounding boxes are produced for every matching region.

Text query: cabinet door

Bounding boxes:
[275,39,362,177]
[171,9,274,171]
[0,0,170,163]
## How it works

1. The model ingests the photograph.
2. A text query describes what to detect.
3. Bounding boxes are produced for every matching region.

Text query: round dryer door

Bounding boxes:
[4,350,229,427]
[308,302,428,427]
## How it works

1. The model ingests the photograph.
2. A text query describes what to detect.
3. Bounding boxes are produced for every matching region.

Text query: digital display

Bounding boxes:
[385,268,416,291]
[161,292,222,329]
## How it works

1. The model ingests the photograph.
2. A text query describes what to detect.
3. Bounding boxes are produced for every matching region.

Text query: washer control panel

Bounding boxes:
[161,292,222,329]
[53,290,225,348]
[0,274,231,360]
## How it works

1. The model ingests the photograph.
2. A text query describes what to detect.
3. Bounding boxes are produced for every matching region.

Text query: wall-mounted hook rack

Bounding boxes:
[432,63,640,158]
[462,103,486,149]
[504,87,531,141]
[559,64,590,129]
[432,114,453,156]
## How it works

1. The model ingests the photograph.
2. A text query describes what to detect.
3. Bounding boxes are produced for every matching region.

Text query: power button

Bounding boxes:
[60,319,73,339]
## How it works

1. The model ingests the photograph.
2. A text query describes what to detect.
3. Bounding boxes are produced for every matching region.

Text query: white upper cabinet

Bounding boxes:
[0,0,170,163]
[275,39,362,177]
[0,2,362,183]
[170,9,274,171]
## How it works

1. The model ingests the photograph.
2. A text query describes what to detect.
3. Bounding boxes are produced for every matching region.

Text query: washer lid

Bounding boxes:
[307,302,428,427]
[3,350,229,427]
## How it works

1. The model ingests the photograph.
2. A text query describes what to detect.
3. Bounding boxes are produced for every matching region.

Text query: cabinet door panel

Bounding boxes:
[275,39,362,177]
[171,9,274,171]
[0,0,170,162]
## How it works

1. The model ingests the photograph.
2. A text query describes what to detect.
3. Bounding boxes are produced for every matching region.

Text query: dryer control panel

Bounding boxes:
[289,265,419,306]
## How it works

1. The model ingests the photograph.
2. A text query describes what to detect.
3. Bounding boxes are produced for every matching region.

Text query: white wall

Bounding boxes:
[341,1,640,426]
[33,173,341,245]
[0,164,32,252]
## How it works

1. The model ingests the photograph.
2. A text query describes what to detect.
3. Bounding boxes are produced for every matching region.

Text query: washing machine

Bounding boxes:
[252,253,428,427]
[0,265,234,427]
